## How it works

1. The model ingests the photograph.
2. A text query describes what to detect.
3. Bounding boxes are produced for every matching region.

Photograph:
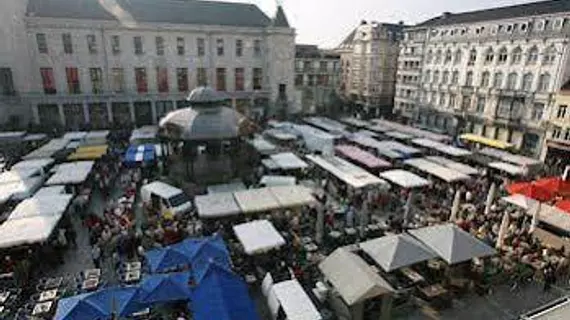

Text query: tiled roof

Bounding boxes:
[273,5,290,28]
[27,0,272,28]
[416,0,570,27]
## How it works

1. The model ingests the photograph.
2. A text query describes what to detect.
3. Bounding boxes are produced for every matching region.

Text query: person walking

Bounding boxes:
[91,244,101,269]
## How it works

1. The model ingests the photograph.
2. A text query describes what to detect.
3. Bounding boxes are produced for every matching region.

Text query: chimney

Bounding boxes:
[361,20,367,25]
[442,12,452,19]
[398,21,404,26]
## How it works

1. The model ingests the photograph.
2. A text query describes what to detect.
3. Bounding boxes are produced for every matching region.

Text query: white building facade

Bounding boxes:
[337,21,404,118]
[0,0,295,129]
[394,1,570,156]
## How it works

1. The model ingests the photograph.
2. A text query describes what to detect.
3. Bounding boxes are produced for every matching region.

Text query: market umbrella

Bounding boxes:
[507,182,554,202]
[137,271,192,304]
[496,212,510,249]
[54,293,107,320]
[484,183,496,216]
[535,177,570,196]
[85,287,143,317]
[556,199,570,213]
[449,189,461,222]
[145,246,192,273]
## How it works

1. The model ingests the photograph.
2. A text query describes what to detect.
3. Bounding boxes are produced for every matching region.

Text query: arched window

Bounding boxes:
[433,70,440,83]
[435,50,443,64]
[424,70,431,82]
[454,49,462,64]
[511,47,522,64]
[451,70,459,84]
[506,73,518,90]
[444,49,452,63]
[442,71,450,84]
[538,73,551,91]
[465,71,474,86]
[543,45,556,65]
[527,46,539,65]
[493,72,503,88]
[426,50,433,64]
[497,47,508,64]
[484,47,494,64]
[521,73,533,91]
[468,49,477,65]
[480,71,490,87]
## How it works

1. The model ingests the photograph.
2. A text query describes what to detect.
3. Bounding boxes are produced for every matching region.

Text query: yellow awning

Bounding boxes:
[67,144,108,160]
[459,134,513,150]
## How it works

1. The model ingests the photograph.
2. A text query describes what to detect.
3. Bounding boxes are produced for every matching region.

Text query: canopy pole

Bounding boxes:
[484,182,496,216]
[403,190,413,225]
[449,189,461,222]
[316,204,324,244]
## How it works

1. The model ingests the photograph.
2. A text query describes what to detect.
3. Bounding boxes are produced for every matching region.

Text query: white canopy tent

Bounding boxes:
[264,129,298,141]
[233,220,286,255]
[425,156,479,176]
[408,224,496,264]
[404,158,470,182]
[0,168,41,185]
[269,185,316,208]
[535,204,570,233]
[384,131,414,140]
[501,194,540,211]
[411,138,471,157]
[0,215,62,249]
[379,169,431,188]
[9,194,73,220]
[306,155,389,189]
[63,131,87,141]
[269,152,308,170]
[370,119,451,142]
[22,138,70,160]
[12,158,54,171]
[84,130,109,146]
[194,192,241,218]
[340,117,369,128]
[233,188,281,213]
[271,279,322,320]
[347,134,404,159]
[130,126,158,143]
[248,135,278,155]
[479,147,542,167]
[45,161,95,185]
[319,248,393,306]
[360,234,438,272]
[207,181,246,194]
[488,161,527,176]
[0,177,44,203]
[260,175,296,187]
[34,186,67,197]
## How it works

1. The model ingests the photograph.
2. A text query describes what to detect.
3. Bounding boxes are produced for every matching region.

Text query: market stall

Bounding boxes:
[8,194,73,220]
[194,192,241,219]
[488,161,527,176]
[67,145,108,161]
[248,135,278,156]
[334,145,391,172]
[403,158,470,183]
[83,131,109,146]
[424,156,479,176]
[379,170,431,188]
[269,279,322,320]
[233,220,286,255]
[268,185,316,208]
[306,154,389,190]
[233,188,281,213]
[63,132,87,142]
[260,175,296,187]
[22,138,70,160]
[45,161,95,186]
[207,181,246,194]
[411,138,471,158]
[0,215,62,249]
[360,234,437,272]
[268,152,308,171]
[0,177,44,204]
[384,131,415,140]
[123,144,156,166]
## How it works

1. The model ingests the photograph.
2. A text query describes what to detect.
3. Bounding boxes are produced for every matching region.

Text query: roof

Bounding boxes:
[273,5,290,27]
[142,181,183,199]
[360,234,437,272]
[425,156,479,175]
[271,280,322,320]
[195,192,241,218]
[207,181,246,194]
[260,175,297,187]
[306,155,389,189]
[416,0,570,27]
[379,169,431,188]
[335,145,391,169]
[319,248,393,305]
[9,194,73,220]
[233,220,286,255]
[408,224,496,264]
[27,0,273,28]
[501,194,540,211]
[233,188,281,213]
[404,158,470,183]
[488,161,527,176]
[412,138,472,157]
[269,152,308,170]
[45,161,95,185]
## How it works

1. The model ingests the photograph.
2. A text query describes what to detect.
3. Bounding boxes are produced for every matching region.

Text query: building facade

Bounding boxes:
[0,0,295,129]
[337,21,404,118]
[294,45,341,115]
[541,80,570,162]
[394,1,570,156]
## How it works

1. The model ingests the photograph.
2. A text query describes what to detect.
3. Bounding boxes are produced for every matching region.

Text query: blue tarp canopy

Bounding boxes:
[54,293,108,320]
[191,235,232,281]
[138,271,192,304]
[145,246,192,273]
[54,287,143,320]
[124,144,156,165]
[192,263,260,320]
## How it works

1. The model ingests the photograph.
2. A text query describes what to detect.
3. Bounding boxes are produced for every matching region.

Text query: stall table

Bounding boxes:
[39,289,58,302]
[81,278,99,291]
[419,284,448,299]
[32,301,53,316]
[0,291,9,304]
[84,268,101,279]
[400,267,425,284]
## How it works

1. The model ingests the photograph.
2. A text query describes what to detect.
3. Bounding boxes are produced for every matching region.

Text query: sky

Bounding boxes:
[211,0,538,48]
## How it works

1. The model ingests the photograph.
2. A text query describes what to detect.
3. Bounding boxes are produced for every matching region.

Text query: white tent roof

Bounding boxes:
[480,147,542,166]
[0,177,43,203]
[0,169,40,184]
[234,188,281,213]
[34,186,67,197]
[23,133,48,142]
[408,224,496,264]
[22,138,70,159]
[488,161,527,175]
[380,169,431,188]
[501,194,540,211]
[404,158,470,182]
[537,204,570,233]
[260,175,297,187]
[12,158,54,170]
[269,153,308,170]
[130,126,158,142]
[370,119,451,142]
[360,234,438,271]
[269,186,316,208]
[207,181,246,194]
[261,159,280,171]
[265,129,298,141]
[85,130,109,140]
[340,117,369,128]
[9,194,73,220]
[425,156,479,175]
[375,140,421,156]
[233,220,286,255]
[272,279,322,320]
[142,181,183,199]
[412,138,471,157]
[384,131,414,140]
[45,161,94,185]
[194,192,241,218]
[249,135,278,155]
[0,215,62,249]
[306,155,389,189]
[63,131,87,141]
[319,248,393,306]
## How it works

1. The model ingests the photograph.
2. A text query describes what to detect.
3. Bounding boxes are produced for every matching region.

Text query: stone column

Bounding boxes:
[33,104,41,125]
[106,101,113,123]
[129,101,136,124]
[83,102,90,124]
[57,104,65,126]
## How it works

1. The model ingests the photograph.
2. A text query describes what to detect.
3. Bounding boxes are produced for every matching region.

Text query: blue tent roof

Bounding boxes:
[138,271,192,304]
[54,292,107,320]
[192,263,260,320]
[145,246,192,273]
[192,241,232,282]
[124,144,156,164]
[85,286,143,317]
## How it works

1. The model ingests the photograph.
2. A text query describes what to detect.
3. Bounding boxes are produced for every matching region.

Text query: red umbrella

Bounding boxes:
[556,199,570,213]
[535,177,570,196]
[507,181,554,202]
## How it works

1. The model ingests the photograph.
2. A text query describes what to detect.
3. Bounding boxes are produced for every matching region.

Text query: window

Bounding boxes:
[62,33,73,54]
[527,46,538,65]
[461,95,471,110]
[36,33,48,54]
[453,49,462,64]
[426,50,433,64]
[111,68,124,93]
[253,39,262,56]
[465,71,473,86]
[253,68,263,90]
[442,71,449,84]
[235,39,243,57]
[557,105,568,119]
[156,37,164,56]
[480,71,490,87]
[216,39,224,56]
[484,48,494,64]
[134,36,143,55]
[531,103,544,120]
[295,74,303,86]
[177,37,185,55]
[111,35,120,54]
[197,68,207,86]
[497,47,507,64]
[511,47,522,64]
[493,72,503,88]
[468,49,477,66]
[135,67,148,93]
[448,93,456,108]
[319,61,328,71]
[476,96,486,113]
[65,67,80,94]
[424,70,431,82]
[543,46,556,65]
[197,38,205,56]
[444,50,452,64]
[433,71,439,84]
[506,73,518,90]
[176,68,188,92]
[40,68,56,94]
[451,70,459,84]
[156,67,168,93]
[439,93,446,106]
[0,68,15,96]
[521,73,533,91]
[538,73,551,92]
[234,68,244,91]
[216,68,226,91]
[86,34,97,54]
[89,68,103,94]
[434,50,442,64]
[553,126,562,139]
